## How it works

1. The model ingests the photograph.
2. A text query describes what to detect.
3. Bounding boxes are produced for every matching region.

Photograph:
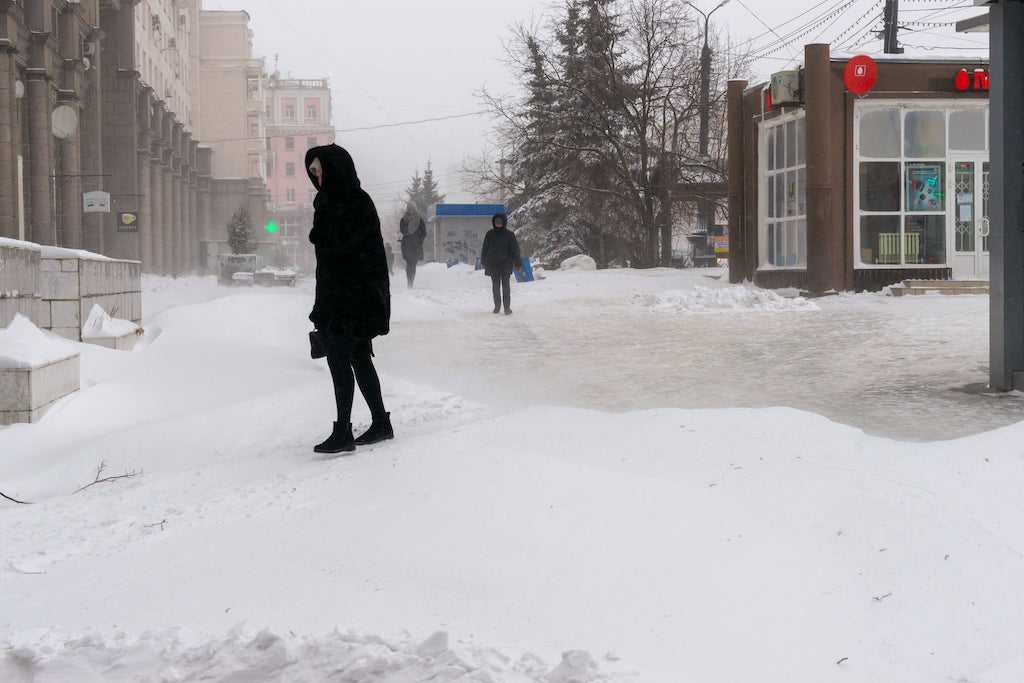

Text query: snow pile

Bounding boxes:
[0,629,622,682]
[560,254,597,271]
[642,284,819,313]
[81,304,139,340]
[0,314,77,369]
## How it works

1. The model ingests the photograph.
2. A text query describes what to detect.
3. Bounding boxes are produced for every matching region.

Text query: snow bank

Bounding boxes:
[0,314,77,369]
[81,304,139,340]
[641,284,819,313]
[0,629,620,682]
[560,254,597,271]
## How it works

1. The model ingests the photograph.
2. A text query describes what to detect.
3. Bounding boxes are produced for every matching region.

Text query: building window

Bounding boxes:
[759,112,806,268]
[286,162,295,177]
[248,116,259,137]
[283,100,296,122]
[305,100,319,121]
[853,104,987,268]
[307,136,317,149]
[285,136,295,150]
[266,160,273,177]
[287,188,296,203]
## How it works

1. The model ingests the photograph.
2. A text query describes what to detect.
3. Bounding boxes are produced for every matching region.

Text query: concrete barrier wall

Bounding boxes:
[39,257,142,341]
[0,242,43,328]
[0,354,81,425]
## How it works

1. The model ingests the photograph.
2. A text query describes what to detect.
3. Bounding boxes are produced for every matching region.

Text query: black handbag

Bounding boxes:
[309,330,327,359]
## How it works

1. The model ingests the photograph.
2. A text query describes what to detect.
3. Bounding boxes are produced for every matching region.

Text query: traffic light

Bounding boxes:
[264,220,279,235]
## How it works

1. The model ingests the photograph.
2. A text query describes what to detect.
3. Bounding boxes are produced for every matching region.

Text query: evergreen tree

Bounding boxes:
[404,162,446,218]
[227,207,253,255]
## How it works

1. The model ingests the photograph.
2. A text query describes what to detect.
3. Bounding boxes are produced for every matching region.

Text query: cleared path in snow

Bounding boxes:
[385,266,1018,441]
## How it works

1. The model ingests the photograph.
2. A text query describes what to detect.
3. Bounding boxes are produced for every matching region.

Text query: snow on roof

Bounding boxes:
[39,245,117,262]
[0,314,78,369]
[0,237,42,253]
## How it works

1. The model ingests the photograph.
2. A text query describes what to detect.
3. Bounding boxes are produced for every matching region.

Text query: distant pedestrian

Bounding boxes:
[385,243,395,276]
[480,213,521,316]
[399,206,426,288]
[306,144,394,455]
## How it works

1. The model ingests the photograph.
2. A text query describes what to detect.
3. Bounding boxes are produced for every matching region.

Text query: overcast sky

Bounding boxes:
[201,0,988,220]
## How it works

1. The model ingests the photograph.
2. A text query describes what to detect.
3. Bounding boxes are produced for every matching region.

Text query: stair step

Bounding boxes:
[891,279,989,297]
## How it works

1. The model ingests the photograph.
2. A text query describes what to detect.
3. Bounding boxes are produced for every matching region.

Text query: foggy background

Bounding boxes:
[203,0,988,221]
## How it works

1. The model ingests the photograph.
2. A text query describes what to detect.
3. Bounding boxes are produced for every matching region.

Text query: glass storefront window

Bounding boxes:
[904,110,946,158]
[760,113,807,268]
[859,109,900,158]
[905,215,946,265]
[905,163,946,213]
[860,162,900,212]
[860,215,901,265]
[950,110,986,151]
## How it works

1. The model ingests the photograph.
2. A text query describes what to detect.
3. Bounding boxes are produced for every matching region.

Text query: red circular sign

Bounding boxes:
[844,55,878,96]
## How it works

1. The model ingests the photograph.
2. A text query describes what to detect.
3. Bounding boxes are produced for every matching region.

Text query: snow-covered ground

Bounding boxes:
[2,266,1023,681]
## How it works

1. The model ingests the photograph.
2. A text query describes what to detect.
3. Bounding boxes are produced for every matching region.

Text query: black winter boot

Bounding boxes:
[314,422,356,454]
[354,413,395,446]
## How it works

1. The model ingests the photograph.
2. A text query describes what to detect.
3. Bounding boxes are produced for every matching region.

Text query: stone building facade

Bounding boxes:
[0,1,271,278]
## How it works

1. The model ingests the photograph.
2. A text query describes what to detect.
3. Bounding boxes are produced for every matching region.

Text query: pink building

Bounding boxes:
[265,76,334,272]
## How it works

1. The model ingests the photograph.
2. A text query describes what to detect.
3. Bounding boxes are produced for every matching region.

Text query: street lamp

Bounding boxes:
[685,0,730,234]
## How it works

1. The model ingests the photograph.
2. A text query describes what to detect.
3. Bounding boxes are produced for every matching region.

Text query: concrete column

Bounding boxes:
[150,158,163,274]
[0,46,17,238]
[175,174,185,275]
[162,160,173,275]
[804,43,840,293]
[727,79,748,284]
[990,0,1024,391]
[81,30,104,254]
[26,72,52,245]
[137,141,152,271]
[199,183,212,273]
[188,181,198,272]
[58,132,83,249]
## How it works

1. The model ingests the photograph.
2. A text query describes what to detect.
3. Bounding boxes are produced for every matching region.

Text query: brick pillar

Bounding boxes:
[727,79,748,284]
[804,43,840,293]
[150,157,163,274]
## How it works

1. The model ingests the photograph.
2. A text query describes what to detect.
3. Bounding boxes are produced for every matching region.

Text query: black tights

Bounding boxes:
[406,262,417,288]
[491,273,511,311]
[325,333,386,425]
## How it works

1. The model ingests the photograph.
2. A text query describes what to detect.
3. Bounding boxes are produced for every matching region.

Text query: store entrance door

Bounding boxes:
[950,158,991,280]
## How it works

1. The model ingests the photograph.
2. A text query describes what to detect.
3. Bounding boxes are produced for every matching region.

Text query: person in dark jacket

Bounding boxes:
[306,144,394,454]
[480,213,521,315]
[398,206,426,288]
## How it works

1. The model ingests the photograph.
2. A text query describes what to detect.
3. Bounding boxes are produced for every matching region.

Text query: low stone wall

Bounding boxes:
[39,257,142,341]
[0,354,81,426]
[0,240,44,329]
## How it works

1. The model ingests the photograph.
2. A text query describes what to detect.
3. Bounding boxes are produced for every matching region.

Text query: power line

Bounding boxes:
[201,109,491,144]
[733,0,784,40]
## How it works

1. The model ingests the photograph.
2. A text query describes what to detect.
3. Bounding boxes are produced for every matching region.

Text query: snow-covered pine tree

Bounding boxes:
[227,207,253,255]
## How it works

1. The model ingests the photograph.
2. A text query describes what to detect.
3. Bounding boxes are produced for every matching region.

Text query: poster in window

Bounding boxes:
[907,164,944,212]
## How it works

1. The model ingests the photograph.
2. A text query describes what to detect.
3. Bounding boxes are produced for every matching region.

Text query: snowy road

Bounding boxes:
[2,268,1024,682]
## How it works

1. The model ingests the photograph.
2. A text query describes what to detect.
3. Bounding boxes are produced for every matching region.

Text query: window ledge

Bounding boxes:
[855,264,949,269]
[757,265,807,272]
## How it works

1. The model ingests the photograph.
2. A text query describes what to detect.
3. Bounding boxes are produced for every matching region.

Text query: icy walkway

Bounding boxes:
[385,265,1015,441]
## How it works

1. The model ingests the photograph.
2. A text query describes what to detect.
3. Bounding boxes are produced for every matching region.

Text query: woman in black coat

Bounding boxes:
[480,213,521,315]
[306,144,393,454]
[398,207,426,289]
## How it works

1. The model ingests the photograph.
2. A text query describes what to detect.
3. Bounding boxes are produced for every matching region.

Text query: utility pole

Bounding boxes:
[882,0,903,54]
[686,0,730,240]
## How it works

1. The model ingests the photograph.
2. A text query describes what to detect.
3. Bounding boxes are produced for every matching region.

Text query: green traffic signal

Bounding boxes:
[265,220,279,235]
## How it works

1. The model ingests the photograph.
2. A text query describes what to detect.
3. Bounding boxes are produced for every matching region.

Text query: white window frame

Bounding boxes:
[853,99,989,269]
[758,109,807,270]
